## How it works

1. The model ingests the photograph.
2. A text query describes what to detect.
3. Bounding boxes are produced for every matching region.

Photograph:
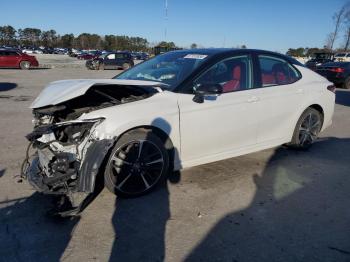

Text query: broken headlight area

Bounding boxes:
[22,118,111,215]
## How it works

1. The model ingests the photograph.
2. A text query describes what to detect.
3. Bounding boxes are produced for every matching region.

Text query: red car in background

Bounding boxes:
[77,53,99,60]
[0,48,39,69]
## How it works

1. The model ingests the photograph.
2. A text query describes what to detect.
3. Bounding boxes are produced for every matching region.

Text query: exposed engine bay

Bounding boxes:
[32,84,156,125]
[22,82,160,215]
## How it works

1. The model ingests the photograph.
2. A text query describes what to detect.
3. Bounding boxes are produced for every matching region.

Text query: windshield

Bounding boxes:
[114,51,210,90]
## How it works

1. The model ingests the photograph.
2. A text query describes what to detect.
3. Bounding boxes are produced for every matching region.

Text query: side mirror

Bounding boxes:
[193,83,223,103]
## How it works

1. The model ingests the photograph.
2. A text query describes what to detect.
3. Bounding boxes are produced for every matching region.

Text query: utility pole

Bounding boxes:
[165,0,168,41]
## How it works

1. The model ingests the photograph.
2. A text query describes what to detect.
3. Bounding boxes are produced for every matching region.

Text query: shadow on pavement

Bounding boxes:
[0,169,5,178]
[109,118,181,261]
[0,193,80,262]
[185,137,350,262]
[0,82,17,91]
[336,89,350,107]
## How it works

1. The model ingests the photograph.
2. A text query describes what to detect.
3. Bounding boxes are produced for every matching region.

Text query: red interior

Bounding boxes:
[222,66,241,92]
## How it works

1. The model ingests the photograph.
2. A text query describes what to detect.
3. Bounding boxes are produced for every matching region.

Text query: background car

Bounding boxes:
[305,51,334,70]
[333,52,350,62]
[86,52,134,70]
[77,51,101,60]
[0,48,39,69]
[316,61,350,89]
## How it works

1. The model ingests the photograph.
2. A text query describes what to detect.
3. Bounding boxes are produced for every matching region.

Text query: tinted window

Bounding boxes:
[115,51,209,90]
[259,55,301,87]
[106,54,115,60]
[116,53,125,59]
[8,51,18,56]
[194,55,252,93]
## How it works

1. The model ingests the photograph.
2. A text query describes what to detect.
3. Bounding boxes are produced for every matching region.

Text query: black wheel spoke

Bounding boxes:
[298,111,321,147]
[108,139,164,195]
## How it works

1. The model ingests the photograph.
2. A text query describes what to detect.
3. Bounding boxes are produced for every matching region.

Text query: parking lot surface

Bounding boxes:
[0,67,349,262]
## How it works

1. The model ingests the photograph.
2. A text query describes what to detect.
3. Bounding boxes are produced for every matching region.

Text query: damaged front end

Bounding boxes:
[22,80,161,215]
[23,118,114,215]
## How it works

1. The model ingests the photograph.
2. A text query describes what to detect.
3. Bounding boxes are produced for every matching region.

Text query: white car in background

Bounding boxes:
[23,49,335,215]
[334,52,350,62]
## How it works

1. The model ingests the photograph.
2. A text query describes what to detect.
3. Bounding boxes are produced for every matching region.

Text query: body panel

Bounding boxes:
[30,79,165,108]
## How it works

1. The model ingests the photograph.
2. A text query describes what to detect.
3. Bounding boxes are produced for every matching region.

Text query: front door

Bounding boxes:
[177,55,260,166]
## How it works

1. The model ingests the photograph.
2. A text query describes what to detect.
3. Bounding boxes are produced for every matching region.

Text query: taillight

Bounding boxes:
[327,84,336,93]
[329,67,345,73]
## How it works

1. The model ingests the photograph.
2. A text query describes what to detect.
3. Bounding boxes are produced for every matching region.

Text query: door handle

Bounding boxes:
[247,96,259,103]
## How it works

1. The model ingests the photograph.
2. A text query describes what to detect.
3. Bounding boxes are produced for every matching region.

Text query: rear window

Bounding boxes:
[259,55,301,87]
[8,51,18,56]
[335,53,346,57]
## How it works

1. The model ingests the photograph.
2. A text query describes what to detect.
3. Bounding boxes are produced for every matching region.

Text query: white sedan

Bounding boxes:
[24,49,335,215]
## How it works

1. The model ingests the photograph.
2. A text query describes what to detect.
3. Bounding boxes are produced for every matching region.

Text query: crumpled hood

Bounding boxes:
[30,79,164,109]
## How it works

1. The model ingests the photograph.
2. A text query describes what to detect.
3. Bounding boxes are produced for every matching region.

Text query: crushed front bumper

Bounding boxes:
[22,119,115,212]
[25,139,114,195]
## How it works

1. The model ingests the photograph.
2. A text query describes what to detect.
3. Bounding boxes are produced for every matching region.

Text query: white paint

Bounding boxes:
[32,64,335,171]
[30,79,165,108]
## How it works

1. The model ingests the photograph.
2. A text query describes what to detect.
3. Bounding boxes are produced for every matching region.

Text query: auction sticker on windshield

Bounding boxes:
[183,54,208,59]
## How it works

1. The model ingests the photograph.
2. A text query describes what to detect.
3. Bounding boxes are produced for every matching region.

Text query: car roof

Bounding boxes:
[0,48,20,52]
[169,48,303,66]
[322,61,350,67]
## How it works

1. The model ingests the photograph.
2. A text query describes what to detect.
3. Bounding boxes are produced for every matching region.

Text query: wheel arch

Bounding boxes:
[287,103,325,143]
[308,104,325,129]
[116,125,176,171]
[309,104,324,117]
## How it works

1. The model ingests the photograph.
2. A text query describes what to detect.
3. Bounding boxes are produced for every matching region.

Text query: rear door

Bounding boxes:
[6,51,21,67]
[0,51,20,67]
[0,51,6,67]
[254,54,304,144]
[115,53,126,67]
[103,53,116,69]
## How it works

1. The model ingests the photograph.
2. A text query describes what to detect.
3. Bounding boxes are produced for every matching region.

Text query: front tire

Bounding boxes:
[20,61,30,70]
[104,129,169,198]
[288,108,323,150]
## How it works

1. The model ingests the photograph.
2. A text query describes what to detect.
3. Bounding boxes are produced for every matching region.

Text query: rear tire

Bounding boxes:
[122,63,131,70]
[287,108,323,150]
[20,61,30,70]
[343,77,350,89]
[104,129,169,198]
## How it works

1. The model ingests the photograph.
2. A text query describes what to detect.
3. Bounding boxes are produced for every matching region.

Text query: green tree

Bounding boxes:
[60,34,74,48]
[190,43,197,49]
[0,25,16,45]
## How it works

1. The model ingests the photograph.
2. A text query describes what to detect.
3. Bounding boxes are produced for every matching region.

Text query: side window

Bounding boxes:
[259,55,301,87]
[115,53,124,59]
[106,54,115,60]
[8,51,18,56]
[194,55,252,93]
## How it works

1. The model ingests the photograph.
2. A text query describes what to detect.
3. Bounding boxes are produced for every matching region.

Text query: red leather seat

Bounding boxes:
[262,73,276,85]
[222,66,241,92]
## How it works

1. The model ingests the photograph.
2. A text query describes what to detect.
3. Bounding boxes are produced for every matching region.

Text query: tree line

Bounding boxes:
[0,25,150,51]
